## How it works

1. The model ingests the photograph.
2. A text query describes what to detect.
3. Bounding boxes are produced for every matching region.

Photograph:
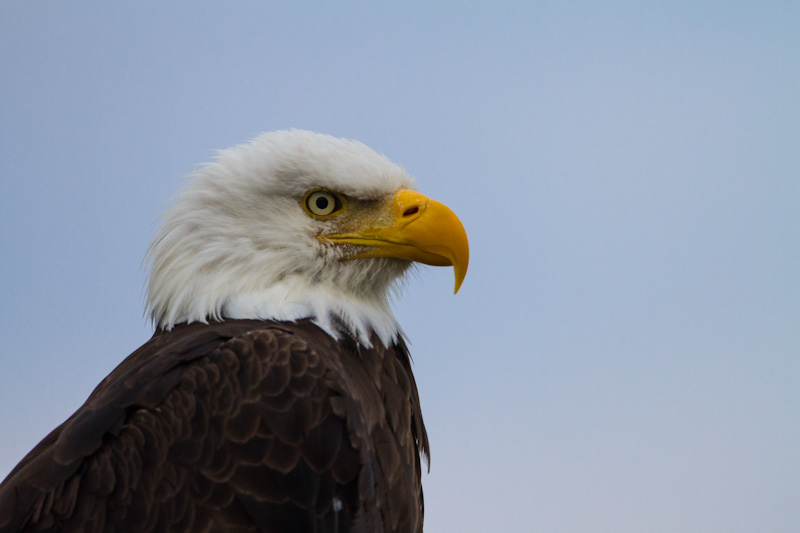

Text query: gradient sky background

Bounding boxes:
[1,2,798,531]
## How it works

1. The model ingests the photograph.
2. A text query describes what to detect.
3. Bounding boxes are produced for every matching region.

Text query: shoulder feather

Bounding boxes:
[0,320,427,533]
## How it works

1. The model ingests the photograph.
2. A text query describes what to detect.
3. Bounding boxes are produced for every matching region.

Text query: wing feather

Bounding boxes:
[0,319,427,532]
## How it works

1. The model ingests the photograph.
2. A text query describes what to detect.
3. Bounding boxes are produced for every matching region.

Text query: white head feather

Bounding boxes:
[145,130,416,347]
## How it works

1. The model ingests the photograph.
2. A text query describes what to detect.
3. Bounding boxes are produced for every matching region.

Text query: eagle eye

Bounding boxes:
[304,190,342,218]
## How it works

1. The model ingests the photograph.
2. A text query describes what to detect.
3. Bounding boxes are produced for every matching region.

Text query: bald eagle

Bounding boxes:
[0,131,468,532]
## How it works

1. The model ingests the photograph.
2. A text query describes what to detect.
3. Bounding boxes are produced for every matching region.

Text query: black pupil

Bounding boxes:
[315,196,329,211]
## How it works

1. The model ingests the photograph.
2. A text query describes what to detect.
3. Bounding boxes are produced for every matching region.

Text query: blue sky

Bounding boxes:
[1,2,798,531]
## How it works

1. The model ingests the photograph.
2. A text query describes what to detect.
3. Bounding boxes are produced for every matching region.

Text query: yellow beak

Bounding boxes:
[323,189,469,293]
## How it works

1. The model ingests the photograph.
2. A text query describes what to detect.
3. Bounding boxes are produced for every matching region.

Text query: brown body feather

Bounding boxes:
[0,319,429,533]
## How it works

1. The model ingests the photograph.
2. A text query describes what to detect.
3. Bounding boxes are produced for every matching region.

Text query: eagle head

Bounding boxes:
[146,130,468,346]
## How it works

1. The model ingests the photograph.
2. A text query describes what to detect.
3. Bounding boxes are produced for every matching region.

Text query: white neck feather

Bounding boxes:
[223,280,403,347]
[145,130,415,348]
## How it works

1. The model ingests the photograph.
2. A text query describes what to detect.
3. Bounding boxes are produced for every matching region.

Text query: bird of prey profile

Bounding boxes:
[0,130,469,533]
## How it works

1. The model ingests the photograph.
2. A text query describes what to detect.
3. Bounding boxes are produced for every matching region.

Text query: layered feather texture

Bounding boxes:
[0,320,429,532]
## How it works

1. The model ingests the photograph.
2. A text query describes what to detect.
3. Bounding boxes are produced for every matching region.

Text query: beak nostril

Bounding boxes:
[403,206,419,217]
